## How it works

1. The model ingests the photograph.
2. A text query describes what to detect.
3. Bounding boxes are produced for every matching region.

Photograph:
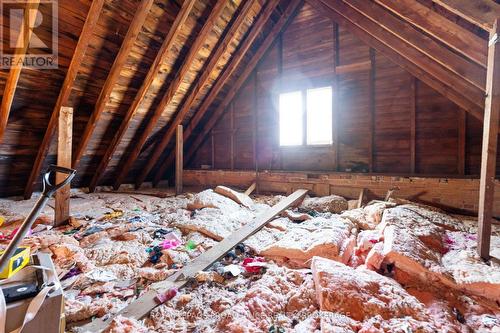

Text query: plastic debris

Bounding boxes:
[153,228,172,239]
[161,239,180,250]
[186,240,197,251]
[223,264,241,277]
[128,216,144,223]
[62,267,82,280]
[101,210,124,220]
[155,288,177,304]
[147,246,163,264]
[242,257,266,274]
[0,216,4,227]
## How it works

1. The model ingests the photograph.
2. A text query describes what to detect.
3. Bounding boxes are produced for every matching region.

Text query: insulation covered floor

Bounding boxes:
[0,188,499,332]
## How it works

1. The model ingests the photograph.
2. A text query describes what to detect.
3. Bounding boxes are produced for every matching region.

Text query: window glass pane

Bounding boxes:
[307,86,332,145]
[279,91,303,146]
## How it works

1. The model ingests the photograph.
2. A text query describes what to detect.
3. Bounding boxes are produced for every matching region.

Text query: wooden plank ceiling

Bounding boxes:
[0,0,497,197]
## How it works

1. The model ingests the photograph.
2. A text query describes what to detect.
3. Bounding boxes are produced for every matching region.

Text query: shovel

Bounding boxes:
[0,165,76,274]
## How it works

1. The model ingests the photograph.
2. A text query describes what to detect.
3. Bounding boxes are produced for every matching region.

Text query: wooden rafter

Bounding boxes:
[152,0,289,184]
[23,0,105,199]
[86,0,196,192]
[111,0,227,190]
[342,0,485,97]
[477,19,500,260]
[183,0,304,169]
[307,0,484,121]
[134,0,257,188]
[72,0,155,169]
[375,0,487,67]
[0,0,41,143]
[432,0,500,32]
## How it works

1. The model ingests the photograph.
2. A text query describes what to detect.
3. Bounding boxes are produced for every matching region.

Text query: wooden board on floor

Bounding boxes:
[79,188,308,332]
[54,106,73,226]
[244,182,256,196]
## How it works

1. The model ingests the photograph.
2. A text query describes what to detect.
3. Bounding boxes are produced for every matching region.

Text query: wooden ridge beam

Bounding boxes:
[432,0,500,32]
[86,0,195,192]
[72,0,155,169]
[308,0,484,121]
[183,0,304,169]
[342,0,486,95]
[112,0,227,190]
[375,0,487,68]
[0,0,41,143]
[79,189,308,333]
[23,0,105,199]
[134,0,257,189]
[152,0,293,184]
[477,19,500,260]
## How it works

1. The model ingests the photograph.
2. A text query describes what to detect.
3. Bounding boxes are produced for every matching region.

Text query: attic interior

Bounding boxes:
[0,0,499,331]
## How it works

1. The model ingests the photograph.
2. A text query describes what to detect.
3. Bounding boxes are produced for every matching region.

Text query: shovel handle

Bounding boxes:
[42,165,76,197]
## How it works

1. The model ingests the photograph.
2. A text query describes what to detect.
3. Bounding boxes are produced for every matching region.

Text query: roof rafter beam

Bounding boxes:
[152,0,289,184]
[341,0,485,97]
[111,0,228,190]
[23,0,105,199]
[375,0,488,68]
[134,0,257,189]
[432,0,500,32]
[308,0,484,119]
[0,0,41,143]
[85,0,196,191]
[182,0,304,173]
[72,0,155,169]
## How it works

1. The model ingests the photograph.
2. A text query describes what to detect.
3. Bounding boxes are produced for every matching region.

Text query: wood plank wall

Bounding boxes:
[184,169,500,217]
[189,3,500,178]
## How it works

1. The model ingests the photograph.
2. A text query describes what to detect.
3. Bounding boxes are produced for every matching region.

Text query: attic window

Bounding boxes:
[279,86,332,146]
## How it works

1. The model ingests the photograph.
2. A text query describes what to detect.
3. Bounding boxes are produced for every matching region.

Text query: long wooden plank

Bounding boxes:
[152,0,283,184]
[432,0,500,32]
[375,0,487,67]
[54,107,73,227]
[112,0,227,190]
[0,0,41,143]
[477,19,500,260]
[175,125,183,195]
[342,0,486,94]
[135,0,257,188]
[86,0,196,192]
[79,189,308,332]
[72,0,155,169]
[161,0,303,181]
[23,0,105,199]
[307,0,484,121]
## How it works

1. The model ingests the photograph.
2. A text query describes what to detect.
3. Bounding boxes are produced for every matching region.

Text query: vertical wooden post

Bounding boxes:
[478,19,500,260]
[333,23,340,171]
[458,109,466,175]
[410,77,416,174]
[368,48,376,172]
[176,125,183,195]
[230,102,235,170]
[54,107,73,226]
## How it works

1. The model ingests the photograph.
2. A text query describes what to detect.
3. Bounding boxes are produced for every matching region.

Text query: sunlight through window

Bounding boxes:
[307,86,332,145]
[279,91,303,146]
